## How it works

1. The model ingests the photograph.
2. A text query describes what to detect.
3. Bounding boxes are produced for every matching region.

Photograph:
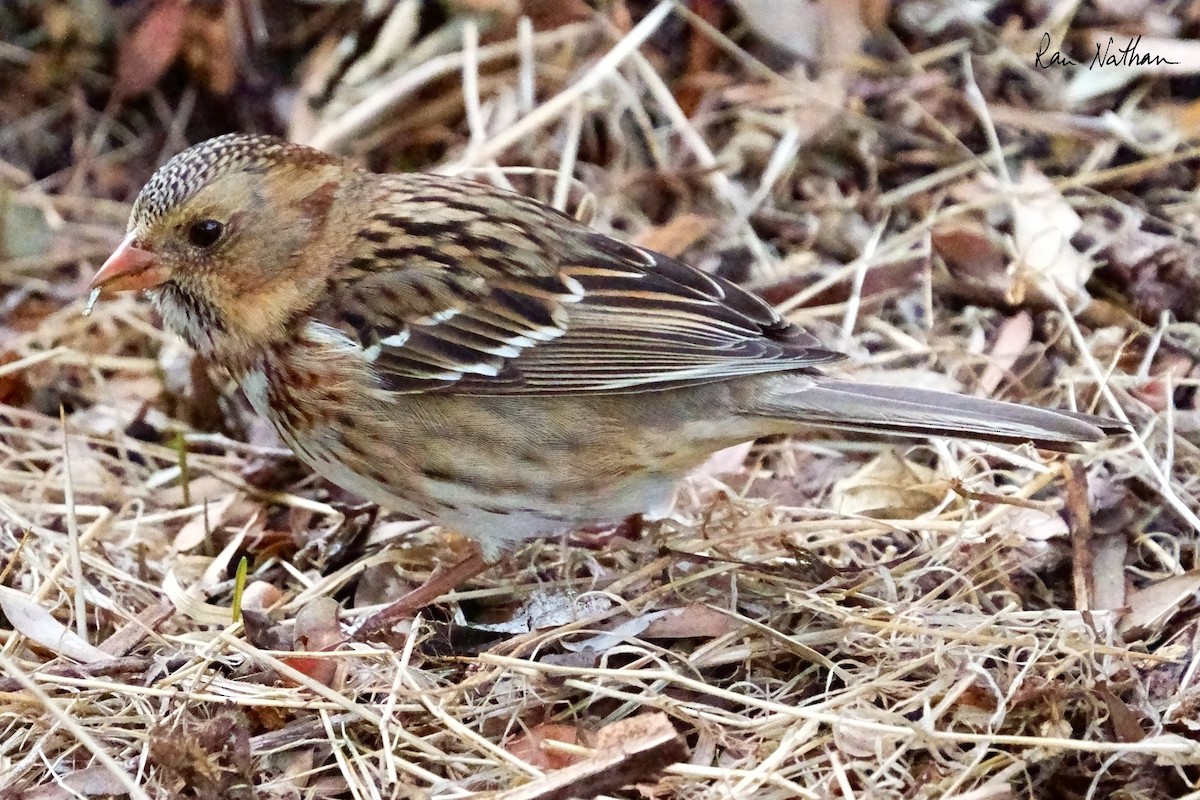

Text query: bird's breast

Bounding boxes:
[231,325,755,554]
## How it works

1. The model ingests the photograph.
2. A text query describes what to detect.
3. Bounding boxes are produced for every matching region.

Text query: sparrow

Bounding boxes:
[88,134,1123,630]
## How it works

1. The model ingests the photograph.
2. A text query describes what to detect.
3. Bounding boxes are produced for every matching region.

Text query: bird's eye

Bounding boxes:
[186,219,224,248]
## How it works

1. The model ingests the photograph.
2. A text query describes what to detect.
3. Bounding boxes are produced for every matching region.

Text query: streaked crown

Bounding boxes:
[129,133,338,230]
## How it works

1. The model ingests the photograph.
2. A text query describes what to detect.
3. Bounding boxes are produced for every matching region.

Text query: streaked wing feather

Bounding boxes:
[315,174,843,395]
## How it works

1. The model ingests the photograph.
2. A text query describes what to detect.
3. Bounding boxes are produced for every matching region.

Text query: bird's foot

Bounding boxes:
[568,513,645,550]
[294,501,380,571]
[350,548,491,641]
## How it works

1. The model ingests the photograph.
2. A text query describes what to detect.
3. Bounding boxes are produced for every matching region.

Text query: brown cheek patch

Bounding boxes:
[218,211,255,290]
[297,181,339,232]
[226,210,250,235]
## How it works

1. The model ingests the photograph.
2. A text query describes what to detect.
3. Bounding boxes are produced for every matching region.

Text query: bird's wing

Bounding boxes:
[316,175,843,395]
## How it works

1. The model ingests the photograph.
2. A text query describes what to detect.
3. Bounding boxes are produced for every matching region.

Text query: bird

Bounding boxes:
[88,133,1124,634]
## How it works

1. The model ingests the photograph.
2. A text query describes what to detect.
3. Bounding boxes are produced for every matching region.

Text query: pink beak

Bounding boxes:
[89,233,169,294]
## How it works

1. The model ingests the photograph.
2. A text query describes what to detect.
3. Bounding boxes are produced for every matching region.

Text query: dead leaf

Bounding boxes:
[1120,570,1200,635]
[831,451,948,518]
[675,0,725,116]
[832,701,900,760]
[932,219,1013,301]
[173,493,239,552]
[976,312,1032,397]
[1009,164,1090,296]
[181,5,237,96]
[1005,507,1070,542]
[1095,683,1147,742]
[0,587,111,663]
[562,610,668,653]
[284,597,344,687]
[631,214,715,257]
[732,0,823,61]
[159,475,241,509]
[19,764,131,799]
[496,712,687,800]
[563,604,746,653]
[640,605,743,639]
[506,723,580,770]
[0,351,30,407]
[114,0,187,100]
[937,168,1092,307]
[1129,353,1193,412]
[273,748,316,794]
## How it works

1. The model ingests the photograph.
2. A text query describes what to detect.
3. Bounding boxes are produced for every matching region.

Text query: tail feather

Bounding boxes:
[746,378,1126,452]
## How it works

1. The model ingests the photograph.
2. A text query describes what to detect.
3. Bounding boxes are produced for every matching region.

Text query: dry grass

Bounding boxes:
[2,1,1200,798]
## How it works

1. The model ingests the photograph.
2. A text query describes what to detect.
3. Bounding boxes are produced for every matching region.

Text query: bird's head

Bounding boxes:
[90,133,352,357]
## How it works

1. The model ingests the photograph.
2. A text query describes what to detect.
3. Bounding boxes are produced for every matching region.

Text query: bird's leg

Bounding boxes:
[296,501,379,571]
[569,513,645,550]
[332,500,379,524]
[350,547,490,640]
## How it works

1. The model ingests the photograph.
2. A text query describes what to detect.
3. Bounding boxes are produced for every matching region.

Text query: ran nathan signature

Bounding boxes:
[1035,32,1180,69]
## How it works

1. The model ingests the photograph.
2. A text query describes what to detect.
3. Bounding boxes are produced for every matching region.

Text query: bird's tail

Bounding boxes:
[742,377,1126,452]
